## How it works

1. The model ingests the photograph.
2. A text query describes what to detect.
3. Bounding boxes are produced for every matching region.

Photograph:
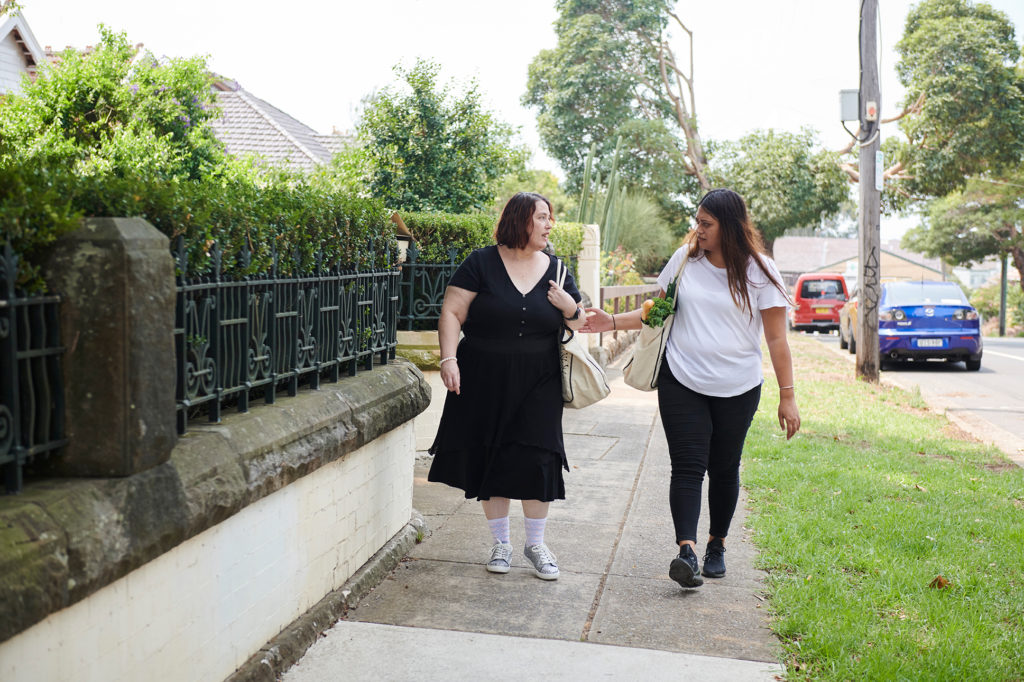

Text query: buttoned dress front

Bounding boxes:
[427,245,580,502]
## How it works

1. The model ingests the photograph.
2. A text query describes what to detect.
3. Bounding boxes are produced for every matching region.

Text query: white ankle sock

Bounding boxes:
[524,516,546,547]
[487,516,510,544]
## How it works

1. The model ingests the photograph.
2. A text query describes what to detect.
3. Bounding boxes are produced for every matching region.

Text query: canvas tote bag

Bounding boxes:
[556,260,610,408]
[621,254,688,391]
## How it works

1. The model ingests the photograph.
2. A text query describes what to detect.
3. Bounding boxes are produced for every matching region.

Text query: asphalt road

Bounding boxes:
[811,332,1024,466]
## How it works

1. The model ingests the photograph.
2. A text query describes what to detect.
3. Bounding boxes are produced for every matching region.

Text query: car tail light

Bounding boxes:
[953,309,979,320]
[879,309,906,321]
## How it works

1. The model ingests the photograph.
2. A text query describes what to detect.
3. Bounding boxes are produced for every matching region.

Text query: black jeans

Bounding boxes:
[657,368,762,544]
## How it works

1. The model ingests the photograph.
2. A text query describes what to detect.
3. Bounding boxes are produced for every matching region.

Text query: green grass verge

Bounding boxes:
[745,334,1024,681]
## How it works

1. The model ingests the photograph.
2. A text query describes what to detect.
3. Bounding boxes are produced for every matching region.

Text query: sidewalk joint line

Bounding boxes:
[579,407,659,641]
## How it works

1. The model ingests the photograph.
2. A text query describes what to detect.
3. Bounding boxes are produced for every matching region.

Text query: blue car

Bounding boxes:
[878,281,983,371]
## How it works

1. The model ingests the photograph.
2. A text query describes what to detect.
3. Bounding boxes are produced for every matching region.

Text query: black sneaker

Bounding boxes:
[702,537,726,578]
[669,544,704,588]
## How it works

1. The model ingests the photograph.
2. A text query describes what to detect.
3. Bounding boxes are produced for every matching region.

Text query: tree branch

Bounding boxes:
[881,92,926,124]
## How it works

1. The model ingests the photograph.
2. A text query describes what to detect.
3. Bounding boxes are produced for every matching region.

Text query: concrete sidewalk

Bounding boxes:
[283,361,784,681]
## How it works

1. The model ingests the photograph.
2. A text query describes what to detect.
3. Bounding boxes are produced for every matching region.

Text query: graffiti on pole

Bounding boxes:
[863,244,880,316]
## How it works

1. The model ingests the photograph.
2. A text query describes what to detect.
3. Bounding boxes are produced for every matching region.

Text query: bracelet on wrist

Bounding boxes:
[563,306,582,321]
[440,356,457,366]
[778,384,794,390]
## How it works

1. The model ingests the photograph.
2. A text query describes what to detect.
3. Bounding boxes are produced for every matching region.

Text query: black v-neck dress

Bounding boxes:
[428,245,581,502]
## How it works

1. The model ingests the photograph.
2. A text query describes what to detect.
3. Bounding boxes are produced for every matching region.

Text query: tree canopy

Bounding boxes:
[891,0,1024,200]
[525,2,847,244]
[902,171,1024,273]
[0,27,223,182]
[711,129,849,254]
[358,59,528,213]
[523,0,705,223]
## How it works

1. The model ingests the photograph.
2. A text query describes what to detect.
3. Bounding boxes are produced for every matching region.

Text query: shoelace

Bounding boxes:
[703,545,724,564]
[490,544,512,564]
[530,545,558,572]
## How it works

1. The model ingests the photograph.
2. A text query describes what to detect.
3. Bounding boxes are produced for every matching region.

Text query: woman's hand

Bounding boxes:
[441,360,461,395]
[546,279,578,318]
[578,307,613,333]
[778,394,800,440]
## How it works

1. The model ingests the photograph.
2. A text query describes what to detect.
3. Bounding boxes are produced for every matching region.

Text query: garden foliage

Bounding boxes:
[0,28,395,289]
[359,59,528,214]
[399,210,584,272]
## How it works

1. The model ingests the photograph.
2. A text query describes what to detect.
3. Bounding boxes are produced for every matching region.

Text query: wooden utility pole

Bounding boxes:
[857,0,881,381]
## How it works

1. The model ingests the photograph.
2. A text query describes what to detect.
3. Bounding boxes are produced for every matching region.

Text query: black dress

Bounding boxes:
[428,245,580,502]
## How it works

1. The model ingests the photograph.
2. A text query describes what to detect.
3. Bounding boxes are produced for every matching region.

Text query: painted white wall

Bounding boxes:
[0,423,416,682]
[0,31,30,94]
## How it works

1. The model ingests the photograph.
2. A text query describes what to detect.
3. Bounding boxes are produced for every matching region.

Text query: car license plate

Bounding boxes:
[814,307,830,314]
[917,338,943,348]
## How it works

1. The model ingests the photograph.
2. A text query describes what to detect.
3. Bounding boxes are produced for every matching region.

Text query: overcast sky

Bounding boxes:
[17,0,1024,236]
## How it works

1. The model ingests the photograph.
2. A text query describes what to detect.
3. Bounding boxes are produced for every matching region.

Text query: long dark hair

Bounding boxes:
[494,192,552,249]
[686,188,789,316]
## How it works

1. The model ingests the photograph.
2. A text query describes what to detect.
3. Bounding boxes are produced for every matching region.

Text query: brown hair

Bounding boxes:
[686,188,789,316]
[493,192,552,249]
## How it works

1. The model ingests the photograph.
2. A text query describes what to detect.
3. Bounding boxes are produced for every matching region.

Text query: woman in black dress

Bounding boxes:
[428,192,585,580]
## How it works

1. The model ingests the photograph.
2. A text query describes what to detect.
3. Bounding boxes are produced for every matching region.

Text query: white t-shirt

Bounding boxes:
[656,246,789,397]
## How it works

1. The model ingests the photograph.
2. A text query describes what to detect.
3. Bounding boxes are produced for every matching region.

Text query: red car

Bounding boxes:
[788,273,849,333]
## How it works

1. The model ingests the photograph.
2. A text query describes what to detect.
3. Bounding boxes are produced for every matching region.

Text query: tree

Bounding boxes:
[358,59,528,213]
[711,129,850,255]
[902,171,1024,290]
[890,1,1024,301]
[491,169,572,220]
[523,0,707,215]
[0,26,223,182]
[888,0,1024,200]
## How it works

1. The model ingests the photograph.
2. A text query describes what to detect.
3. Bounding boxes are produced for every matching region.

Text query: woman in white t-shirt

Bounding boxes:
[580,188,800,589]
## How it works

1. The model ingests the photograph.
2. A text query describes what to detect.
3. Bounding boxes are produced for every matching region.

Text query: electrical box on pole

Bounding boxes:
[857,0,882,382]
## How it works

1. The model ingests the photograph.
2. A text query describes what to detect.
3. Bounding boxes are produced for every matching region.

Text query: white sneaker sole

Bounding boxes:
[486,563,511,574]
[533,569,559,580]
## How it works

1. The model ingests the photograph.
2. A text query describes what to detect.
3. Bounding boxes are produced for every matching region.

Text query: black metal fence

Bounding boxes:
[398,244,579,330]
[174,239,400,434]
[0,244,67,494]
[398,245,461,330]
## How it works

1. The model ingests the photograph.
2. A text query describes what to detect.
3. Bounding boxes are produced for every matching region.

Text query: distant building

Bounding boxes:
[772,236,947,293]
[209,79,351,173]
[0,12,43,94]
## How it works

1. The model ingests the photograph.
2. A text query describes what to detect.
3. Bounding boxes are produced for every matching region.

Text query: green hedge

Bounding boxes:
[400,211,585,267]
[0,29,395,290]
[72,167,395,276]
[399,211,495,263]
[0,162,396,289]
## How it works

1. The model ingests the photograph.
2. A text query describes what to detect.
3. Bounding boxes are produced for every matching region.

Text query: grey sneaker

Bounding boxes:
[523,543,559,580]
[486,542,513,574]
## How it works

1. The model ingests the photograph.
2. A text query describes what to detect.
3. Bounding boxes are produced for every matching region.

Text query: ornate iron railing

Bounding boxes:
[0,244,67,494]
[174,239,400,434]
[398,244,461,330]
[398,244,579,330]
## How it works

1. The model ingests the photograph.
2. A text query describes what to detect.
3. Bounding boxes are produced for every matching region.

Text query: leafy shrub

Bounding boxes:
[970,282,1024,327]
[610,191,678,275]
[602,247,645,286]
[400,211,585,270]
[0,27,394,286]
[359,58,528,213]
[0,158,82,289]
[399,211,495,264]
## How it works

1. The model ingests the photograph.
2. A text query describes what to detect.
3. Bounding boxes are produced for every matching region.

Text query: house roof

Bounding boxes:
[772,236,944,276]
[1,12,45,82]
[209,82,350,172]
